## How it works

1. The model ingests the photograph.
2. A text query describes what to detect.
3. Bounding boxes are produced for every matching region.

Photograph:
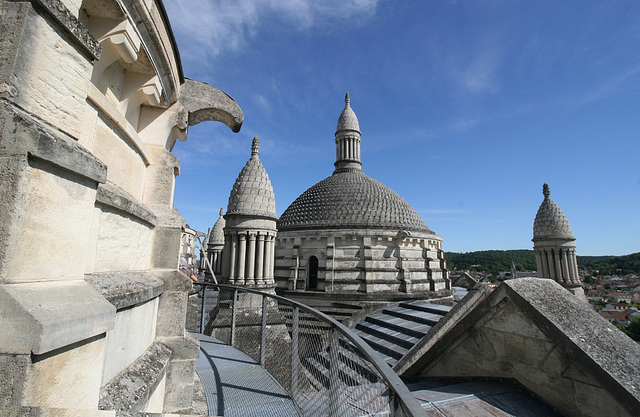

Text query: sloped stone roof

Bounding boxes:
[210,208,225,244]
[277,169,432,232]
[336,92,360,133]
[227,137,276,218]
[533,184,574,240]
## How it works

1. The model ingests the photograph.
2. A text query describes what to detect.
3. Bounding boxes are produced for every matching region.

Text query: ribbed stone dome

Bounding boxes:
[278,170,431,232]
[227,137,276,218]
[533,184,574,240]
[210,208,225,244]
[336,92,360,133]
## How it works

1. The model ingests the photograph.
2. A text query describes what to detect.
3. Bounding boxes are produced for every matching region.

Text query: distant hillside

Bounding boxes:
[445,250,536,276]
[577,252,640,275]
[445,250,640,276]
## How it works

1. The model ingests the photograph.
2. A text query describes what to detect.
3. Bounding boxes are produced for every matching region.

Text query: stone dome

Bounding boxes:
[533,184,574,240]
[210,208,225,244]
[278,169,432,232]
[227,137,276,219]
[336,92,360,133]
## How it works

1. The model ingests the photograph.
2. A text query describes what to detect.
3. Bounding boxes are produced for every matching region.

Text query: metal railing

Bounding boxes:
[194,282,426,417]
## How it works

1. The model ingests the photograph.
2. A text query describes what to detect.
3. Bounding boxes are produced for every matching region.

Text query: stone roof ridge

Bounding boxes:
[336,92,360,134]
[533,183,574,240]
[504,279,640,406]
[398,278,640,415]
[227,137,277,218]
[210,208,225,244]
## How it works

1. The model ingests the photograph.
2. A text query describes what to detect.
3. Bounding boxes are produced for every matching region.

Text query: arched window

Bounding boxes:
[307,256,319,290]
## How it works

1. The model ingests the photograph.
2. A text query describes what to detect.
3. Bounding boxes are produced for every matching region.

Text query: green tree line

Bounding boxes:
[445,250,640,276]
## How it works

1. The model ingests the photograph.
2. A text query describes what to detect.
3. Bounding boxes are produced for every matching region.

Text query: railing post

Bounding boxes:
[230,289,238,347]
[291,306,299,397]
[260,295,268,366]
[389,392,400,417]
[328,328,340,417]
[199,284,206,334]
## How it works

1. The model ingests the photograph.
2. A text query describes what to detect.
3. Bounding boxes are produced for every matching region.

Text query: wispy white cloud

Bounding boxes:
[451,47,502,94]
[566,63,640,107]
[164,0,379,58]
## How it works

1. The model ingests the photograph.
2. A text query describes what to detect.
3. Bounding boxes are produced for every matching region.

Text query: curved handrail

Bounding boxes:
[194,282,426,417]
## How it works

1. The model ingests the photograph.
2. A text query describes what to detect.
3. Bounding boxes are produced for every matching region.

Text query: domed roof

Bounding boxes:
[336,92,360,134]
[533,184,574,240]
[278,169,432,233]
[227,137,276,218]
[210,208,225,244]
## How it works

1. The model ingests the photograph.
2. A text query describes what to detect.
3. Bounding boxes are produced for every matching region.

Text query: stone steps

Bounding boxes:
[353,301,451,366]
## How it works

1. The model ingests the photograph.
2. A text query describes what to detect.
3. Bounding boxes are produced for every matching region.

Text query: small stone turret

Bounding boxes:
[205,208,225,278]
[222,137,277,287]
[334,92,362,173]
[533,184,586,301]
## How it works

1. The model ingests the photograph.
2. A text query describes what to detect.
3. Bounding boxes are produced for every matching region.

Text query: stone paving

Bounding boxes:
[193,333,300,416]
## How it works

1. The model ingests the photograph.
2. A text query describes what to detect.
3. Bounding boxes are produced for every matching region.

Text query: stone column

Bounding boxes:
[256,234,265,285]
[264,234,272,284]
[221,234,229,280]
[217,250,224,274]
[569,249,579,284]
[543,250,550,278]
[237,233,246,285]
[269,235,276,283]
[545,251,554,280]
[535,251,543,277]
[553,250,562,282]
[227,234,237,284]
[247,233,256,285]
[561,249,570,284]
[264,234,275,284]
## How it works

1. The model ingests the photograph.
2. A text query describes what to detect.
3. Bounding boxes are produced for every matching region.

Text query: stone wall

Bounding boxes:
[0,0,243,416]
[274,229,448,295]
[400,279,640,417]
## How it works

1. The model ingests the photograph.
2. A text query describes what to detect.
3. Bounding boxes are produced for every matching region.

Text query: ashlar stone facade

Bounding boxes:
[0,1,243,415]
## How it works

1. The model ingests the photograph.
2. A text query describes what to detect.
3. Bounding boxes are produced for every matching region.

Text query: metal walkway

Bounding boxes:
[193,333,300,417]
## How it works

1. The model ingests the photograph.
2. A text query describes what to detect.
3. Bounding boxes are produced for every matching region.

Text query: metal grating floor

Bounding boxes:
[193,333,301,416]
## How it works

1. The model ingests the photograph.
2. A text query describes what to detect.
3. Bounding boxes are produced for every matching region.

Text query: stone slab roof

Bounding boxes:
[227,138,276,219]
[278,169,432,232]
[533,184,574,240]
[210,208,225,244]
[397,278,640,416]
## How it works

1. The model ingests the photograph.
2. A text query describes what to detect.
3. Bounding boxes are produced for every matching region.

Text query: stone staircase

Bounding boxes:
[278,303,364,334]
[294,300,452,384]
[294,300,452,414]
[353,300,452,366]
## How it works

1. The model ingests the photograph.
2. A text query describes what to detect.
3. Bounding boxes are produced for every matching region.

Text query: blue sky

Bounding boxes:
[165,0,640,256]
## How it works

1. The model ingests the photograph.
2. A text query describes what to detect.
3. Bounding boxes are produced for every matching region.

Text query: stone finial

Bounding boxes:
[543,183,550,198]
[251,136,259,157]
[345,92,351,107]
[219,208,224,217]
